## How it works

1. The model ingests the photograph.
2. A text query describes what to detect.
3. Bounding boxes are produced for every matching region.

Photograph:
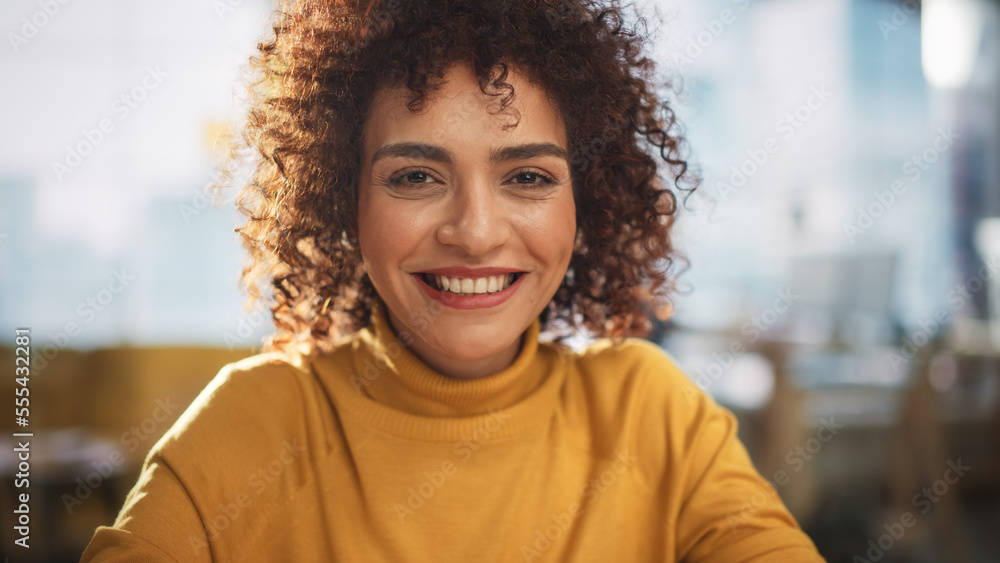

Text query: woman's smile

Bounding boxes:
[411,268,528,310]
[357,61,576,379]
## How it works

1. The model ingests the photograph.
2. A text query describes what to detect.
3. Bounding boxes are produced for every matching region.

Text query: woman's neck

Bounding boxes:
[383,309,525,380]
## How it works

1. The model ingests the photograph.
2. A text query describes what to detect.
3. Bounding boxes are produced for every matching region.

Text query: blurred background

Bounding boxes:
[0,0,998,561]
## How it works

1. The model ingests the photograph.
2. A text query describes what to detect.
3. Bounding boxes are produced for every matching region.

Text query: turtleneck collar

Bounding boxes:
[354,299,546,417]
[312,299,566,441]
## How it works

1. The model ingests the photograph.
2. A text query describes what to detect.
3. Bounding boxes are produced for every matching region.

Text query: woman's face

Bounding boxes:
[357,61,576,379]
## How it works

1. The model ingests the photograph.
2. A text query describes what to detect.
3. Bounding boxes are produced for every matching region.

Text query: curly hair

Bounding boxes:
[224,0,698,355]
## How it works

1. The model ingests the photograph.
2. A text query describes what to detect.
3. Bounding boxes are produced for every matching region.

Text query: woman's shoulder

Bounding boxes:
[576,335,677,367]
[173,351,316,428]
[551,336,741,492]
[555,335,721,428]
[566,336,694,396]
[148,350,330,481]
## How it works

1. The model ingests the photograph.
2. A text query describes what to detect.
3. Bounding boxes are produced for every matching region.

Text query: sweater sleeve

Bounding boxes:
[671,393,825,562]
[78,352,314,562]
[80,455,211,562]
[619,340,826,562]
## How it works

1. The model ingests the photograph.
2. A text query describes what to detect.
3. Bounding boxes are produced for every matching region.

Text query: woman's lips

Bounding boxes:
[411,272,526,310]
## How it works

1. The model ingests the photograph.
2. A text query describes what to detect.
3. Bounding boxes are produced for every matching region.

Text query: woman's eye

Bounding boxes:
[511,170,556,186]
[388,170,434,186]
[385,168,557,188]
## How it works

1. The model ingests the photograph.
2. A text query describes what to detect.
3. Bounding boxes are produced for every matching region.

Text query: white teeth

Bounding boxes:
[433,273,518,295]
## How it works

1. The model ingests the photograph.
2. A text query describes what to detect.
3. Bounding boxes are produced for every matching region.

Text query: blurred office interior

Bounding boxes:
[0,0,998,560]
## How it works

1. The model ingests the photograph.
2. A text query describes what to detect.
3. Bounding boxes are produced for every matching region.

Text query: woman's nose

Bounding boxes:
[435,178,512,255]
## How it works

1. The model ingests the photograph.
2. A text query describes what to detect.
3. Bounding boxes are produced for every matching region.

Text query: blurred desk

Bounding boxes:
[751,335,999,563]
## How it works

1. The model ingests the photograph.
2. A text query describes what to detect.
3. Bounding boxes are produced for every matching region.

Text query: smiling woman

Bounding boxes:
[80,0,825,561]
[359,62,577,379]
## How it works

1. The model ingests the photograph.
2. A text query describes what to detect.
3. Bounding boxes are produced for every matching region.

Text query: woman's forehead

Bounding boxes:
[362,63,568,158]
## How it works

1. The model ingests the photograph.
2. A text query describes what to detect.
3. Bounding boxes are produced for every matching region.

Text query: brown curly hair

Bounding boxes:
[224,0,698,355]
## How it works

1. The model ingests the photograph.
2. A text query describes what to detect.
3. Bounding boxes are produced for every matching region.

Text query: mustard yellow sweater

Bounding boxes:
[81,302,824,562]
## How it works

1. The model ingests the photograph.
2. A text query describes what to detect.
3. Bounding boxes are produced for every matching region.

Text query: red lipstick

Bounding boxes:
[411,271,527,310]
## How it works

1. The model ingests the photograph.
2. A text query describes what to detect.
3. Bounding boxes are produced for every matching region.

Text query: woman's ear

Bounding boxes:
[573,229,584,252]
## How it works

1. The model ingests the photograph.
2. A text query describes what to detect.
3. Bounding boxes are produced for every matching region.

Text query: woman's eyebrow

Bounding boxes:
[490,143,568,163]
[370,142,568,165]
[371,142,451,165]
